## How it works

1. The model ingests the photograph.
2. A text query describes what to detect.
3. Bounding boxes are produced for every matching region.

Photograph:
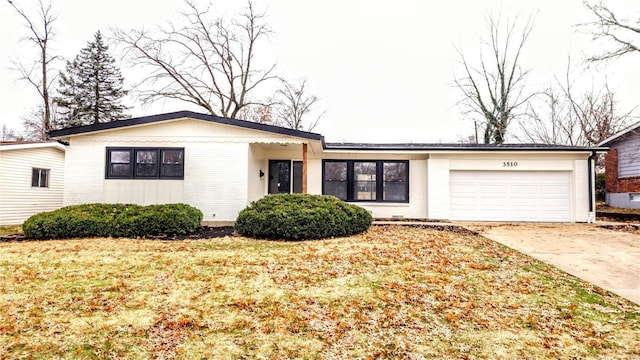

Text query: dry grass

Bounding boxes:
[0,225,638,359]
[597,203,640,216]
[0,225,21,236]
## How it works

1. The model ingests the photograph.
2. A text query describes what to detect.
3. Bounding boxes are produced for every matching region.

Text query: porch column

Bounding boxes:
[302,143,308,193]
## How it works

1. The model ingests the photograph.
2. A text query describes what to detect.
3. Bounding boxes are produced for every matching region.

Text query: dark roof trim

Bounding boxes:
[324,142,608,152]
[48,110,324,141]
[597,121,640,147]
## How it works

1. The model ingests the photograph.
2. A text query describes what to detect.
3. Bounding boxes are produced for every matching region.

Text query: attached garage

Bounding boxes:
[48,111,605,224]
[450,170,572,222]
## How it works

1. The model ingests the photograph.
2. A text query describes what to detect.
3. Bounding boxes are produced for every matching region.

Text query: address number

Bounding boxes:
[503,161,518,167]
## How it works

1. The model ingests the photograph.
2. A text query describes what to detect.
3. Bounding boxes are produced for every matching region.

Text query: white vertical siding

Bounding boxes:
[247,144,266,203]
[307,159,323,194]
[0,146,65,225]
[612,133,640,178]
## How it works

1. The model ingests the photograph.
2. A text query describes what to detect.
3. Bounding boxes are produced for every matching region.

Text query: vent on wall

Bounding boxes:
[629,193,640,202]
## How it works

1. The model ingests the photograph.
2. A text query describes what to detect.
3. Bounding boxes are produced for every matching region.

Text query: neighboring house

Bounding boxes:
[49,111,603,224]
[598,122,640,208]
[0,141,66,225]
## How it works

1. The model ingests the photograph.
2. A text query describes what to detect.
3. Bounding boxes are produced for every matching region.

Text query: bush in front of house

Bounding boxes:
[234,194,373,240]
[595,172,606,202]
[22,203,203,240]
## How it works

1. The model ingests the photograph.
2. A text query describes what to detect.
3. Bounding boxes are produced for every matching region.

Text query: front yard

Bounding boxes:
[0,225,638,359]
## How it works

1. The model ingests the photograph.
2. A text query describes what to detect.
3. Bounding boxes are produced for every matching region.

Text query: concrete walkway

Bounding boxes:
[463,223,640,305]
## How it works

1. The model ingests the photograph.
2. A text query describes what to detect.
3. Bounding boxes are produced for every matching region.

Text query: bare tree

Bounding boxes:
[6,0,58,140]
[113,0,276,119]
[518,87,586,145]
[454,14,536,144]
[1,125,25,142]
[566,83,633,145]
[272,78,324,131]
[583,1,640,61]
[518,60,633,146]
[237,104,272,124]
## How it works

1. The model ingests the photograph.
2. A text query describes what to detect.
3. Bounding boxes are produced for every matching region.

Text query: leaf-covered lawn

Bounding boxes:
[597,203,640,216]
[0,225,21,236]
[0,226,638,359]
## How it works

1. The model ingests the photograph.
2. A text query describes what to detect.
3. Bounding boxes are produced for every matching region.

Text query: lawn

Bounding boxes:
[0,225,638,359]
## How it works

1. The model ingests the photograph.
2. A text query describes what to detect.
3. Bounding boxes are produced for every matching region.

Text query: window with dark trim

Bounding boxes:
[106,147,184,179]
[31,168,49,188]
[322,160,409,202]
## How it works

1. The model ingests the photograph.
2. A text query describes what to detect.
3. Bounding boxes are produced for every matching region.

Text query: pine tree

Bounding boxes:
[55,31,128,127]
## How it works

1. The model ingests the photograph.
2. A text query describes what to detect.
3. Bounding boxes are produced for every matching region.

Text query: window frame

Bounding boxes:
[31,168,50,188]
[105,147,185,180]
[322,160,409,203]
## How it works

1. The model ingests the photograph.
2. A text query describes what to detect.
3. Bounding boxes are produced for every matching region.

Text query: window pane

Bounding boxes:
[136,150,158,177]
[293,161,303,194]
[324,162,347,200]
[31,168,39,187]
[161,149,184,177]
[31,168,49,187]
[162,150,183,164]
[111,164,131,177]
[109,150,131,177]
[40,169,49,188]
[383,162,407,201]
[111,150,130,163]
[354,162,377,200]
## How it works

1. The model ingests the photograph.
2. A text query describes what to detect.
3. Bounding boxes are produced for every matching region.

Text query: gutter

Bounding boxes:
[588,151,597,223]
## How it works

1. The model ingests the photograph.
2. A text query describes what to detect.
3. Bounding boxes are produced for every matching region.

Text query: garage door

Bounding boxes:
[450,171,572,222]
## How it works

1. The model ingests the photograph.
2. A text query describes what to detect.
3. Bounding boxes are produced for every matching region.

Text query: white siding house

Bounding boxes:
[0,142,66,225]
[49,111,603,223]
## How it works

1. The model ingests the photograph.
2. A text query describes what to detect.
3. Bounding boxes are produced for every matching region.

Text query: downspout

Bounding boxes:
[587,151,597,223]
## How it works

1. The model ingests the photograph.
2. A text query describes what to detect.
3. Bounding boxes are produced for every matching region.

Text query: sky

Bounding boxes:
[0,0,638,143]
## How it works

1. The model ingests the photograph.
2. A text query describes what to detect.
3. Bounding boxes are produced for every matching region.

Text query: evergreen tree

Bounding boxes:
[55,31,128,127]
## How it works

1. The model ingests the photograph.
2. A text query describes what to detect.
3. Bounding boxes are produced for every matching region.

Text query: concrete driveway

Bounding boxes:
[462,223,640,305]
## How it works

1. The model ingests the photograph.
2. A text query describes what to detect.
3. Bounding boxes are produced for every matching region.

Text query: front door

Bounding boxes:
[268,160,303,194]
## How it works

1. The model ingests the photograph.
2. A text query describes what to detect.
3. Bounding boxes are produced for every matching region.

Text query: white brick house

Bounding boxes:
[49,111,604,224]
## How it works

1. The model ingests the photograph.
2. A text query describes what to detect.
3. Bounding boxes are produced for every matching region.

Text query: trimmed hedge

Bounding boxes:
[22,203,203,240]
[234,194,373,240]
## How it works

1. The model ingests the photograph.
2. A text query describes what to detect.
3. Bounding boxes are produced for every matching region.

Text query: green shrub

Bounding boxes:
[23,203,203,240]
[234,194,373,240]
[595,172,606,201]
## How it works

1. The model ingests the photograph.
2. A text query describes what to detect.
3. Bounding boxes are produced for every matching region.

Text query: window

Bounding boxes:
[106,147,184,179]
[324,162,347,200]
[322,160,409,202]
[383,162,408,201]
[354,162,376,200]
[31,168,49,188]
[268,160,303,194]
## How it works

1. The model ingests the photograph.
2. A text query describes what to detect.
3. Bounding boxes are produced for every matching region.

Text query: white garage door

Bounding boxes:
[450,171,572,222]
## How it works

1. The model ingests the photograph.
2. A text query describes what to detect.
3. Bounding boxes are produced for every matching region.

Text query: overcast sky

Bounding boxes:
[1,0,638,143]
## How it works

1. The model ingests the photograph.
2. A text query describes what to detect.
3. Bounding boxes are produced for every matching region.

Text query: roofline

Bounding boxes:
[597,121,640,147]
[323,143,608,152]
[0,141,66,152]
[48,110,325,142]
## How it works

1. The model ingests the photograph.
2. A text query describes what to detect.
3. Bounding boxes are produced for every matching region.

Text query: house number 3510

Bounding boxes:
[503,161,518,167]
